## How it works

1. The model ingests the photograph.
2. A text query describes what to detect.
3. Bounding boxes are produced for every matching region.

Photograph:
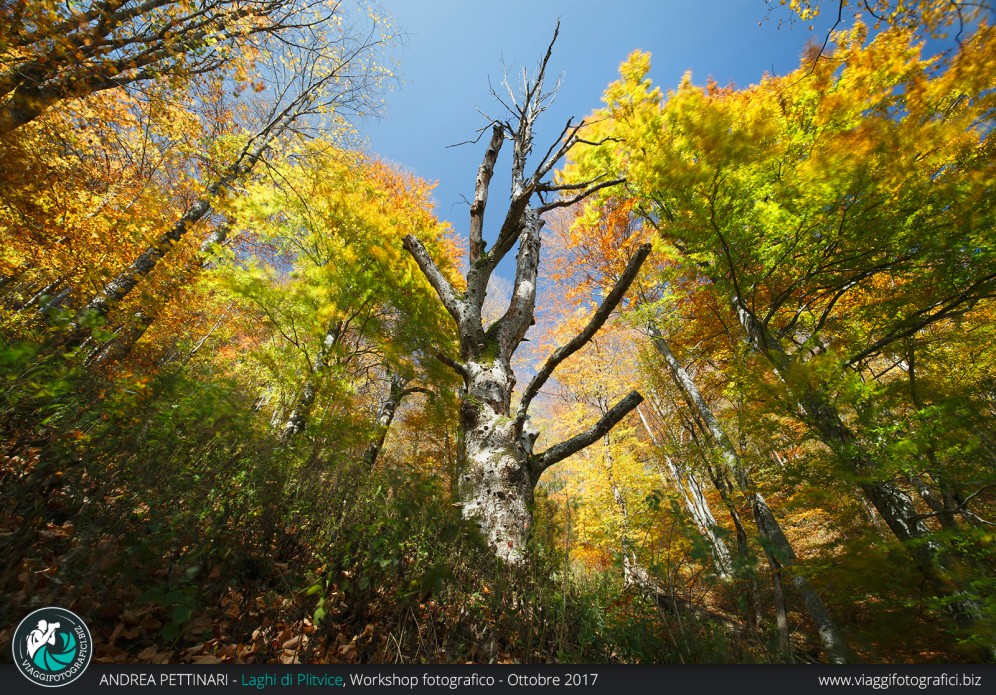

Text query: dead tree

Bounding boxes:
[403,25,650,564]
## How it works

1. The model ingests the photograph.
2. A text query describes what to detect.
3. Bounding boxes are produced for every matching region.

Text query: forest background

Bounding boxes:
[1,0,994,665]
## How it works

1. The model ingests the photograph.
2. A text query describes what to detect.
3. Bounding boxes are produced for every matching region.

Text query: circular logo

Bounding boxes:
[12,607,92,687]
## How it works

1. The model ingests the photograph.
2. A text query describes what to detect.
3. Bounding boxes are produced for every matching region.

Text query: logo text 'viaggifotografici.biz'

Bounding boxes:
[12,607,92,687]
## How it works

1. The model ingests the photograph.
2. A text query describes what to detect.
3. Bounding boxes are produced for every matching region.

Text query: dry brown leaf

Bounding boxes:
[191,654,224,664]
[278,649,300,664]
[281,634,305,650]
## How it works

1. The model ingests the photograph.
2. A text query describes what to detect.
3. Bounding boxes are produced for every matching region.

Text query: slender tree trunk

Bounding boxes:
[734,300,994,662]
[600,430,641,582]
[85,310,154,366]
[61,139,269,348]
[648,324,850,664]
[84,224,234,366]
[280,379,318,442]
[14,277,63,315]
[637,406,733,579]
[768,561,793,660]
[706,464,765,630]
[363,372,428,468]
[280,320,342,443]
[364,374,404,468]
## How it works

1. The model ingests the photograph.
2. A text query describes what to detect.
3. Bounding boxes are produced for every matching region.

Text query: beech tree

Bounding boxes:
[55,1,393,347]
[210,144,456,449]
[547,199,849,663]
[566,22,995,659]
[403,27,650,564]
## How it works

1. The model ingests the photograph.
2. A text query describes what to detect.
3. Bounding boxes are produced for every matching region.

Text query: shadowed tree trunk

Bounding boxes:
[280,319,343,443]
[403,25,649,564]
[733,299,995,662]
[362,370,432,468]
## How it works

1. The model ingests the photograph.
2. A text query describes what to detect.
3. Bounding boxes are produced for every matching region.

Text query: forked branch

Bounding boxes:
[470,124,505,263]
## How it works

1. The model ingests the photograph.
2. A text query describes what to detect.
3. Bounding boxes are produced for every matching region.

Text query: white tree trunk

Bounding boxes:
[404,27,646,564]
[637,406,734,579]
[459,361,533,564]
[648,324,850,664]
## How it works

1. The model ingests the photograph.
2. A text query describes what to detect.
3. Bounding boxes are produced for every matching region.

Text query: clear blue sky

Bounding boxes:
[363,0,838,253]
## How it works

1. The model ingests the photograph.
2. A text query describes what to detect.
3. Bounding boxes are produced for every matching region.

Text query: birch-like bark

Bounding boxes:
[63,137,271,348]
[602,432,751,638]
[706,460,765,630]
[648,323,850,664]
[403,25,644,564]
[637,406,733,579]
[279,319,342,443]
[15,277,65,315]
[81,222,235,366]
[362,372,431,468]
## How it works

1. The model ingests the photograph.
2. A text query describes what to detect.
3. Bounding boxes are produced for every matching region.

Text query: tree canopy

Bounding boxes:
[1,3,993,667]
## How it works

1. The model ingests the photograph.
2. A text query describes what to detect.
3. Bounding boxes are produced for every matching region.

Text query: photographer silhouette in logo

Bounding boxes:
[26,619,61,660]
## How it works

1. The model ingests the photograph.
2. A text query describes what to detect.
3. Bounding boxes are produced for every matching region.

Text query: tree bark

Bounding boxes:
[637,406,734,579]
[648,323,850,664]
[458,359,535,564]
[83,223,234,365]
[61,140,268,349]
[403,26,644,563]
[279,319,342,443]
[0,85,63,135]
[362,372,431,468]
[707,463,766,630]
[733,299,994,662]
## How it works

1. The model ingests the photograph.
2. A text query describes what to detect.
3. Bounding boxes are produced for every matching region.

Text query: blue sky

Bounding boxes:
[363,0,838,249]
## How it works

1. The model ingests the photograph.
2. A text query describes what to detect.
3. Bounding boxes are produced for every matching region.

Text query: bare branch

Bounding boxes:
[532,117,584,182]
[845,273,996,367]
[537,177,626,213]
[906,483,996,526]
[531,391,644,480]
[402,234,464,324]
[537,173,614,195]
[516,243,652,426]
[446,122,496,149]
[435,352,469,379]
[485,190,534,271]
[470,124,505,263]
